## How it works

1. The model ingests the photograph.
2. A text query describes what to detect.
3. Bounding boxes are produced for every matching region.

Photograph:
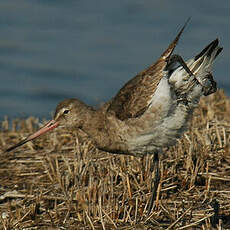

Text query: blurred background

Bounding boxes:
[0,0,229,120]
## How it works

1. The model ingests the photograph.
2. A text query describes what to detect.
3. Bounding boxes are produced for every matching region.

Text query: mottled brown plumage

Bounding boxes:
[5,21,222,214]
[107,19,189,121]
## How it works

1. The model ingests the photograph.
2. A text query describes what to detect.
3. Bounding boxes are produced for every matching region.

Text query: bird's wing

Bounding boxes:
[107,20,189,121]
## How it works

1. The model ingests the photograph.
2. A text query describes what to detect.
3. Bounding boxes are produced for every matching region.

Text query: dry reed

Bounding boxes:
[1,90,230,229]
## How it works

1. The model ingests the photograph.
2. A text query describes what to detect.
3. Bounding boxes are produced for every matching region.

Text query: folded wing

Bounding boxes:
[107,20,189,120]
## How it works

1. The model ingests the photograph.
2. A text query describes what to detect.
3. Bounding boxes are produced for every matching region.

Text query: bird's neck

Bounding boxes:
[80,107,110,148]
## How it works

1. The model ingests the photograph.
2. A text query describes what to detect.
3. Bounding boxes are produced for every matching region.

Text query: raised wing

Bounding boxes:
[107,20,189,120]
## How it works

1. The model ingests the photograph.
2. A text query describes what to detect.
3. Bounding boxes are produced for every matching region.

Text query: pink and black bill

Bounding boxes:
[5,119,59,152]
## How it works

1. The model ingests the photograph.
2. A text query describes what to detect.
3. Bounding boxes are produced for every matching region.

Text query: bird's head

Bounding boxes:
[5,98,90,152]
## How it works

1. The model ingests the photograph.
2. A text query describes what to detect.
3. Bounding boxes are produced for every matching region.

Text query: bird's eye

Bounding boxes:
[63,109,69,114]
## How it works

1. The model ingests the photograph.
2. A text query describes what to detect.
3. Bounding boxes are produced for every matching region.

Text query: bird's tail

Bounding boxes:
[186,39,223,96]
[187,39,223,76]
[169,39,223,97]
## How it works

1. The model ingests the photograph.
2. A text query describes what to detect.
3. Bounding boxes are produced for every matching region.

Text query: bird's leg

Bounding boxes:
[147,151,160,214]
[169,55,217,99]
[167,54,205,87]
[168,54,194,76]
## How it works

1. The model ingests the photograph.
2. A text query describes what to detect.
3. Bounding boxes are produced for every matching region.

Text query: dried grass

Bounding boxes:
[1,90,230,229]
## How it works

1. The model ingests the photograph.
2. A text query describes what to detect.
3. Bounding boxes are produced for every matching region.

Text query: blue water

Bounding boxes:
[0,0,229,120]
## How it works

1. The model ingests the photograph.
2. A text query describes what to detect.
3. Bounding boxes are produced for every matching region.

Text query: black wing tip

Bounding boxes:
[213,38,223,58]
[174,17,191,44]
[207,38,224,58]
[184,17,191,29]
[194,38,222,61]
[176,17,191,41]
[213,38,219,46]
[161,17,191,59]
[216,46,223,58]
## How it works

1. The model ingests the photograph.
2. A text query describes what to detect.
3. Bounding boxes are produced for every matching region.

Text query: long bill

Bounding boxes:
[5,119,59,152]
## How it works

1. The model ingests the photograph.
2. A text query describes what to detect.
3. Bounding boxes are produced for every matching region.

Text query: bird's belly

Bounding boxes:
[127,103,191,155]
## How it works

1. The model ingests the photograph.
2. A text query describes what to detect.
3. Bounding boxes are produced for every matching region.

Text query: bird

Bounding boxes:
[5,20,223,213]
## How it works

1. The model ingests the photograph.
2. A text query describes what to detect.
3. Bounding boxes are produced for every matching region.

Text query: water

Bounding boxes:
[0,0,229,120]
